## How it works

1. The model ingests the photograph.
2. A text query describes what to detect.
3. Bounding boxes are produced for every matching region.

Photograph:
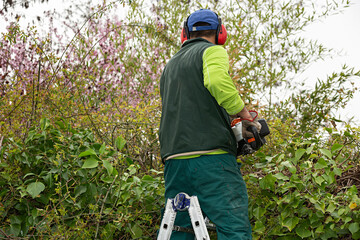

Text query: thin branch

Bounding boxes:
[94,174,118,239]
[0,227,10,239]
[0,135,4,151]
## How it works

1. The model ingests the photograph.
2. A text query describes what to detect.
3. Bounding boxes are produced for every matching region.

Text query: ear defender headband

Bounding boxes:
[180,10,227,45]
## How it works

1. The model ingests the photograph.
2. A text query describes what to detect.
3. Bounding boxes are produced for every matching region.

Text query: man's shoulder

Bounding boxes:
[203,45,227,56]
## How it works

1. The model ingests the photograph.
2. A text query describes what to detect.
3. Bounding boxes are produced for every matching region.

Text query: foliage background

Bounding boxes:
[0,0,359,239]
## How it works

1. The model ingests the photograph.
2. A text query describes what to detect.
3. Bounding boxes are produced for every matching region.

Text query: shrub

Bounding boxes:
[243,123,360,239]
[0,118,165,239]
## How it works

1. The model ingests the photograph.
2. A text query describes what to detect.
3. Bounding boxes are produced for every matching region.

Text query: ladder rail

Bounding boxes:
[188,196,210,240]
[157,193,211,240]
[158,198,178,240]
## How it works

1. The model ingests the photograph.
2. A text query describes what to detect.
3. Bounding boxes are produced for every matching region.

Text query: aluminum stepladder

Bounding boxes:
[157,192,210,240]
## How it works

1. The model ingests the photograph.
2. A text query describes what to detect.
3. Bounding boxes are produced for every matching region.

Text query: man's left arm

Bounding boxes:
[203,45,244,115]
[203,46,261,136]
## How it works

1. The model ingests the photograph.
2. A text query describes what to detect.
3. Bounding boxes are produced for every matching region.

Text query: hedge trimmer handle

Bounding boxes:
[247,125,262,151]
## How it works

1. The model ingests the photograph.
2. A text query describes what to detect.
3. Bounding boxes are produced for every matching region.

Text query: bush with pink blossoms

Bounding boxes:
[0,2,171,169]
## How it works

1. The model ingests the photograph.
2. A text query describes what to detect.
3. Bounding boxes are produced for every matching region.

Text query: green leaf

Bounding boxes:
[344,131,352,137]
[125,157,133,165]
[349,223,360,235]
[122,191,130,201]
[40,118,50,131]
[78,148,97,158]
[128,165,137,175]
[294,148,306,163]
[115,136,126,151]
[55,119,66,130]
[314,158,327,170]
[253,220,266,233]
[315,224,324,234]
[296,221,312,238]
[102,160,113,175]
[319,148,332,159]
[10,215,22,225]
[102,223,116,239]
[344,216,352,224]
[24,173,36,178]
[281,206,291,219]
[142,175,155,182]
[282,217,299,231]
[274,172,289,181]
[314,201,325,213]
[31,208,38,218]
[333,167,342,176]
[323,171,335,184]
[326,202,336,213]
[259,174,277,191]
[99,143,106,155]
[331,143,343,153]
[314,176,324,185]
[338,208,346,216]
[281,161,297,174]
[253,206,266,220]
[75,185,87,197]
[322,227,337,239]
[256,152,266,158]
[353,232,360,240]
[306,145,314,154]
[101,174,115,183]
[10,223,21,237]
[277,153,285,162]
[26,182,45,198]
[325,127,333,134]
[130,224,143,238]
[348,185,358,195]
[86,183,98,199]
[82,157,98,169]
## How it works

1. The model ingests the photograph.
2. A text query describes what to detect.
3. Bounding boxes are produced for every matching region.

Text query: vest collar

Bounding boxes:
[181,38,214,48]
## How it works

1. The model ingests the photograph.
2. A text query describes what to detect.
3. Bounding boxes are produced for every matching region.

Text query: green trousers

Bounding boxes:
[163,154,252,240]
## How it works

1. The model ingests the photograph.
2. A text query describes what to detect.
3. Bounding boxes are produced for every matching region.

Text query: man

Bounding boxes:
[159,9,260,240]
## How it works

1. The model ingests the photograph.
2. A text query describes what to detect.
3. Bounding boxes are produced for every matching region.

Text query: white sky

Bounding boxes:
[1,0,359,125]
[299,1,360,125]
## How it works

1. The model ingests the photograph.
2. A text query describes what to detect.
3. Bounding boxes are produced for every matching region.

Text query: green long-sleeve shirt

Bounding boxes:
[203,45,244,115]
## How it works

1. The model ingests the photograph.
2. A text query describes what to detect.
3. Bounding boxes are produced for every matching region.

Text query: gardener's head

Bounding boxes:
[181,9,227,45]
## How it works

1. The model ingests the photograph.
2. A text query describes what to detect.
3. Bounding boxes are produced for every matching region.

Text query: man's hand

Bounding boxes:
[231,107,262,138]
[231,107,261,138]
[242,119,261,139]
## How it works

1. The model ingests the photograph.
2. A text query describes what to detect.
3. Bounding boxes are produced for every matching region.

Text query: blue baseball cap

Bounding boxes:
[187,9,219,32]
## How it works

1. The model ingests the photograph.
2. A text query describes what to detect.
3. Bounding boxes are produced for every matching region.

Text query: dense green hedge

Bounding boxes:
[0,119,165,239]
[1,119,359,239]
[245,130,360,239]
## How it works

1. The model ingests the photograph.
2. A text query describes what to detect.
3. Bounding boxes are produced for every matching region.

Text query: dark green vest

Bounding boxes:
[159,38,237,160]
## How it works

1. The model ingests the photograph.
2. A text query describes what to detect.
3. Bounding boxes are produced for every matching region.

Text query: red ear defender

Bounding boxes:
[181,28,188,43]
[217,24,227,45]
[180,11,226,45]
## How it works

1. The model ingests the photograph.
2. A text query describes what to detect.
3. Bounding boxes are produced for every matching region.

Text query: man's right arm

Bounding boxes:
[230,106,253,120]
